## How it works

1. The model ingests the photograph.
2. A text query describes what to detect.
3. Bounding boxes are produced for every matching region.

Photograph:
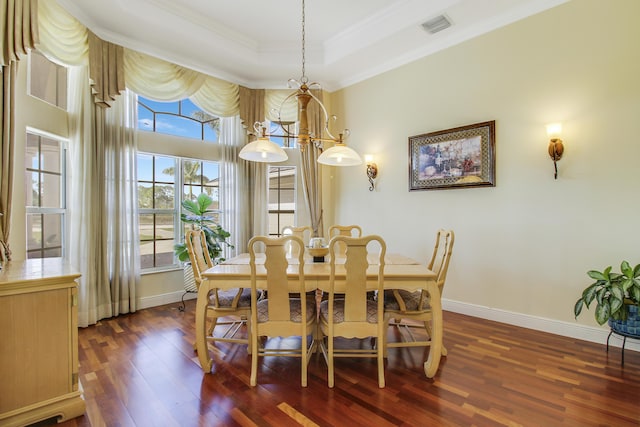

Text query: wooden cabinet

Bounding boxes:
[0,259,85,426]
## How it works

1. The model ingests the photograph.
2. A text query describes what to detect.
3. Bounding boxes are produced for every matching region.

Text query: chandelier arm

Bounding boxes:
[275,90,303,137]
[304,88,339,142]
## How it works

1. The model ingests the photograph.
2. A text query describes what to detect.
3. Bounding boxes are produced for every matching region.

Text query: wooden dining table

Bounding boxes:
[196,253,443,379]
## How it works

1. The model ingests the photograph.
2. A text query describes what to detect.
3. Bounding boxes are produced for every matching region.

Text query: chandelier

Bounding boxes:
[238,0,362,166]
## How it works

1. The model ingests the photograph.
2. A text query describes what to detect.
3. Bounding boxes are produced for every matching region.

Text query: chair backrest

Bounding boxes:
[248,235,306,324]
[281,226,313,257]
[427,229,455,294]
[327,235,386,327]
[328,225,363,256]
[185,229,213,289]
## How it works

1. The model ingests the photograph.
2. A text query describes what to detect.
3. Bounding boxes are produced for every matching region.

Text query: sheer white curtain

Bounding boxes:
[219,116,250,254]
[103,89,140,315]
[68,65,140,326]
[67,65,110,326]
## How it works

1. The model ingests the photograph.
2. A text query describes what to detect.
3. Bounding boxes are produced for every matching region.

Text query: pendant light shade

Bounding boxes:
[239,136,288,163]
[317,143,363,166]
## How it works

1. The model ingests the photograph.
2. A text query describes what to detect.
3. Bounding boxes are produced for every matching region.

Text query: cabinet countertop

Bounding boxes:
[0,258,81,292]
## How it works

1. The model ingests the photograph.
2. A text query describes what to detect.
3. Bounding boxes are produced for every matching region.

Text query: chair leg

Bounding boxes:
[377,345,385,388]
[301,333,308,387]
[328,337,335,388]
[193,315,217,351]
[250,330,259,387]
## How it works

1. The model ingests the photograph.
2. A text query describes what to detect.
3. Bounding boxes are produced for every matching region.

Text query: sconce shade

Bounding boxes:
[546,123,562,139]
[239,136,288,163]
[318,143,363,166]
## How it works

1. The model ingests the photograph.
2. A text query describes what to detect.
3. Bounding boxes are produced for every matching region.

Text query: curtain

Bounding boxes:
[239,86,268,238]
[67,65,139,326]
[67,64,110,325]
[300,88,324,237]
[1,0,39,261]
[265,89,297,123]
[39,1,138,326]
[219,116,249,255]
[1,0,38,66]
[103,89,139,316]
[124,49,240,117]
[88,31,125,107]
[0,62,16,262]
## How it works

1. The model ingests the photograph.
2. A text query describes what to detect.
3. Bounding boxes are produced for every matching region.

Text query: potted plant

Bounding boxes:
[574,261,640,335]
[174,192,233,264]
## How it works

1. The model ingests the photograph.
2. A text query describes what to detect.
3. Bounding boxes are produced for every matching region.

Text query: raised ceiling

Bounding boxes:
[56,0,568,91]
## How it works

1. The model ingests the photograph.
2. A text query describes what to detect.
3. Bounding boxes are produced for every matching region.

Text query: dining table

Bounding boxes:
[196,252,443,379]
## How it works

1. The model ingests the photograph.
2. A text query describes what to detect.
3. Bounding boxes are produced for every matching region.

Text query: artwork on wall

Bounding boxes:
[408,120,495,191]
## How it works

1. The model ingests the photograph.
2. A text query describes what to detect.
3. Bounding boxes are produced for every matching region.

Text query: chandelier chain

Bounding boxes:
[301,0,306,83]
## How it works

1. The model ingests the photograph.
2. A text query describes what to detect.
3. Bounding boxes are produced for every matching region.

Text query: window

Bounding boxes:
[138,96,219,142]
[25,132,66,259]
[268,121,297,148]
[29,50,67,109]
[268,166,296,236]
[137,154,220,270]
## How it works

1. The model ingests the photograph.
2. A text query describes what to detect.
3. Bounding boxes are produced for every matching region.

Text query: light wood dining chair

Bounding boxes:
[247,235,317,387]
[186,229,251,352]
[327,224,363,256]
[382,229,454,356]
[318,234,387,388]
[281,225,313,257]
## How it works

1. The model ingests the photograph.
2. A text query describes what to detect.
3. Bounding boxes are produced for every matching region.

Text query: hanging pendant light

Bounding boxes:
[239,0,361,166]
[239,123,288,163]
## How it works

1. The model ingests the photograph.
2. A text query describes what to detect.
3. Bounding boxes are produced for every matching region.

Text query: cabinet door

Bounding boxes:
[0,287,72,413]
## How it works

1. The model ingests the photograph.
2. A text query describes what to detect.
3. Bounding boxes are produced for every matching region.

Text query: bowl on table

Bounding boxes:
[306,246,329,262]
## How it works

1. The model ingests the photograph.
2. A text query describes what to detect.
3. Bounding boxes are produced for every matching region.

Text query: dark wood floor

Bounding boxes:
[49,300,639,427]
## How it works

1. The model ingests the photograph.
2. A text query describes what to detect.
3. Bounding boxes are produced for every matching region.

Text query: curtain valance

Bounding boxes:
[0,0,39,66]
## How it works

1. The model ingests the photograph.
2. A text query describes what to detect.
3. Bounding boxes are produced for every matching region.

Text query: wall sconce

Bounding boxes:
[546,123,564,179]
[364,154,378,191]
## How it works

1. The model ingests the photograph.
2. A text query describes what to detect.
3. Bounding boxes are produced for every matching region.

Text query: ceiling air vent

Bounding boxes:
[421,14,452,35]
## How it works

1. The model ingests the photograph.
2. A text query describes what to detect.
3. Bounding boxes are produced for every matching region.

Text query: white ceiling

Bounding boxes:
[56,0,568,91]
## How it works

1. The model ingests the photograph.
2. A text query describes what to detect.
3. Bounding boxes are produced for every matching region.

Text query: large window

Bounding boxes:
[138,96,219,142]
[137,154,220,270]
[25,132,66,259]
[29,50,67,109]
[268,166,296,236]
[136,96,222,270]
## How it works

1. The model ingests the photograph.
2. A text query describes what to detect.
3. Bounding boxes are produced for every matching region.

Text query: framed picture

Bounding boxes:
[408,120,495,191]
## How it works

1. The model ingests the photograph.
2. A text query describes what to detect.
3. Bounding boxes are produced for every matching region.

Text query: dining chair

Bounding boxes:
[318,234,387,388]
[186,229,251,352]
[247,235,317,387]
[327,224,363,256]
[382,229,454,356]
[281,225,313,256]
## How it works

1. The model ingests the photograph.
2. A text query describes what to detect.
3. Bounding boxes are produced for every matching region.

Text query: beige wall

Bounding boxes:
[326,0,640,329]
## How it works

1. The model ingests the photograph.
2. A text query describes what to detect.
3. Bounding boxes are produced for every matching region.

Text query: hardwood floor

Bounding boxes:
[49,300,639,427]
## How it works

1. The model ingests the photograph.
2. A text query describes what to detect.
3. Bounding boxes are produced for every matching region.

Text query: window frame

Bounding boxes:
[268,165,297,237]
[137,152,222,272]
[24,130,68,259]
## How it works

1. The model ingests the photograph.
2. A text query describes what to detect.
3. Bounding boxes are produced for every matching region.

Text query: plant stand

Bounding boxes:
[178,263,198,312]
[606,329,640,365]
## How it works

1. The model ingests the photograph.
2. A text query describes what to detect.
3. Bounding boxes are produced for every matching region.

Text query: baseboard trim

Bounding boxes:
[138,290,196,310]
[443,299,640,353]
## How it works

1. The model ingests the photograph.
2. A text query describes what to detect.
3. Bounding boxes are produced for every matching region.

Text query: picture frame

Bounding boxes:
[408,120,495,191]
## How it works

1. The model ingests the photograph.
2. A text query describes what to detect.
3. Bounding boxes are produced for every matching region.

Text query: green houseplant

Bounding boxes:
[174,192,233,263]
[574,261,640,327]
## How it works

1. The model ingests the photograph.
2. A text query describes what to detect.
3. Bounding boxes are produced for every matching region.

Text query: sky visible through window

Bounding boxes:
[137,96,220,185]
[137,96,218,141]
